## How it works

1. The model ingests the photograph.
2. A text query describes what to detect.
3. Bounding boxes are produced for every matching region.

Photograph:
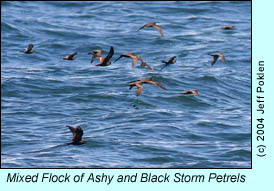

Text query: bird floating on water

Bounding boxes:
[160,56,176,71]
[66,125,86,145]
[24,44,36,54]
[115,53,153,70]
[63,52,77,60]
[128,77,166,96]
[209,53,225,66]
[138,22,164,37]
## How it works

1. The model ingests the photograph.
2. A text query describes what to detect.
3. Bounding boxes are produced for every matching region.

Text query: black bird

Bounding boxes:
[221,25,235,30]
[66,125,86,145]
[24,44,35,54]
[160,56,176,71]
[96,46,114,66]
[209,53,225,66]
[63,52,77,60]
[182,89,199,96]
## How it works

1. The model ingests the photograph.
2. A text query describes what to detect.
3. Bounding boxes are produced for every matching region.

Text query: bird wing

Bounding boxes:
[135,83,143,96]
[219,54,225,63]
[114,55,123,63]
[66,125,76,134]
[146,81,166,90]
[130,58,137,67]
[68,52,77,60]
[160,64,168,71]
[137,24,146,31]
[100,46,114,66]
[114,53,131,63]
[141,62,153,70]
[183,90,199,96]
[137,22,155,31]
[153,25,164,37]
[90,55,97,63]
[211,55,219,65]
[193,90,199,96]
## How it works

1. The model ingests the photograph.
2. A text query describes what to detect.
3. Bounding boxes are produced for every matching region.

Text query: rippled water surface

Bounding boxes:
[1,1,251,168]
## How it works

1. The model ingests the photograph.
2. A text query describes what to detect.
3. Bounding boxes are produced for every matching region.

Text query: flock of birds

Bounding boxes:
[23,22,234,145]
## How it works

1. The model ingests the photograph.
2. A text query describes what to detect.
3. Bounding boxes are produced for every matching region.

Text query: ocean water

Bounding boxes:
[1,1,251,168]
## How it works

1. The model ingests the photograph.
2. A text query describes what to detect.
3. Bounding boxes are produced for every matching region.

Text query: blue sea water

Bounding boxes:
[1,1,251,168]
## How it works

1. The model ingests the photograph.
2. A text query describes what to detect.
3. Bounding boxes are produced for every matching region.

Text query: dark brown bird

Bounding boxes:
[160,56,176,71]
[24,44,35,54]
[66,125,86,145]
[210,53,225,65]
[88,49,102,63]
[114,53,153,70]
[128,77,166,96]
[182,89,199,96]
[63,52,77,60]
[96,46,114,66]
[138,22,164,37]
[221,25,234,30]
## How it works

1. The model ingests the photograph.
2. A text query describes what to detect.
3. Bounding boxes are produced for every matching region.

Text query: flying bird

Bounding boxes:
[221,25,235,30]
[160,56,176,71]
[209,53,225,66]
[182,90,199,96]
[114,53,153,70]
[66,125,86,145]
[137,22,164,37]
[128,77,166,96]
[63,52,77,60]
[24,44,36,54]
[96,46,114,66]
[88,49,102,63]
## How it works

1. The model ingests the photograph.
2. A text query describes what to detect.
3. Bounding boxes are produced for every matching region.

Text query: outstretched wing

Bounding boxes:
[153,25,164,37]
[141,62,153,71]
[137,24,146,31]
[68,52,77,60]
[100,46,114,66]
[131,58,138,67]
[114,55,124,63]
[137,22,155,31]
[66,125,76,134]
[220,54,225,63]
[146,81,166,90]
[211,55,219,65]
[114,53,133,63]
[90,55,97,63]
[135,83,143,96]
[183,90,199,96]
[160,64,168,71]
